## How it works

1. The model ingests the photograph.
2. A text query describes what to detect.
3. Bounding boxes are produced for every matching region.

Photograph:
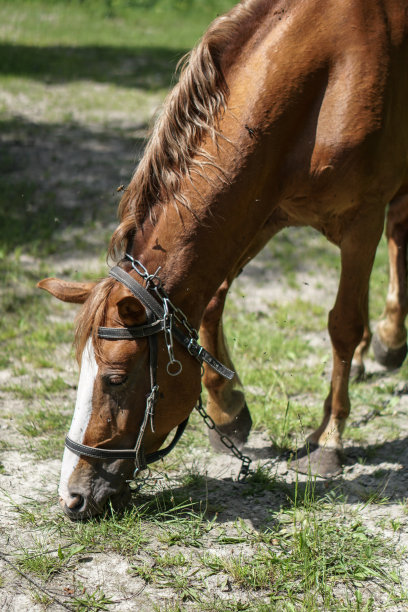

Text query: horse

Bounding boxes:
[350,193,408,381]
[38,0,408,519]
[371,194,408,369]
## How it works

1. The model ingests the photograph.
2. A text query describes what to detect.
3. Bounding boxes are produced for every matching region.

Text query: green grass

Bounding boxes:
[0,0,235,49]
[222,301,328,445]
[70,587,114,611]
[15,404,71,436]
[200,487,404,609]
[1,1,407,610]
[0,0,236,126]
[4,474,406,611]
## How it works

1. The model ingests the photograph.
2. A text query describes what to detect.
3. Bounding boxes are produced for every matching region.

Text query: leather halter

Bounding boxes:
[65,257,234,476]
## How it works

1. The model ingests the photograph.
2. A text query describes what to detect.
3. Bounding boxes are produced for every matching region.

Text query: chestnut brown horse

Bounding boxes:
[38,0,408,519]
[370,193,408,369]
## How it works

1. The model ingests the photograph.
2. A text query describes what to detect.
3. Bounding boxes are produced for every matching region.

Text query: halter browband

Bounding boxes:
[65,258,234,475]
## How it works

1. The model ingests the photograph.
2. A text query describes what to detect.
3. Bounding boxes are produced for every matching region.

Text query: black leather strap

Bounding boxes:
[98,320,165,339]
[65,417,189,463]
[104,266,234,380]
[109,267,164,319]
[172,330,234,380]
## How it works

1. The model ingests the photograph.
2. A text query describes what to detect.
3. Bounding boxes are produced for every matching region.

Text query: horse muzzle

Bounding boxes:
[60,476,132,520]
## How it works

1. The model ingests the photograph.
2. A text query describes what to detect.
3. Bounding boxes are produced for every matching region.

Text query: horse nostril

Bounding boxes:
[66,493,85,511]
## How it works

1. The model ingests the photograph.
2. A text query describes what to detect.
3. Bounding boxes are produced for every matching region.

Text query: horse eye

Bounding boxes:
[107,375,128,387]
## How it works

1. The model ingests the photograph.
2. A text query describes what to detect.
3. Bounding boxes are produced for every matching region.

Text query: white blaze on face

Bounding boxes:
[58,338,98,502]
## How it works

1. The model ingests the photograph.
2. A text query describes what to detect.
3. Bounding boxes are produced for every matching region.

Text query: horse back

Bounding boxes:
[219,0,408,227]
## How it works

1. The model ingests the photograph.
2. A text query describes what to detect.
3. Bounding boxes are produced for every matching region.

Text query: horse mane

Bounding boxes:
[75,277,116,364]
[108,0,269,260]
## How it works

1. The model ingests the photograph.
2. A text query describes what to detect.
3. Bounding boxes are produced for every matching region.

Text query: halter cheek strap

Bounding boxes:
[64,260,234,476]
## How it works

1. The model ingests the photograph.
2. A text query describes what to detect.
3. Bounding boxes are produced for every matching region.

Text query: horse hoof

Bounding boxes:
[350,362,365,381]
[372,332,407,369]
[208,403,252,453]
[292,444,343,478]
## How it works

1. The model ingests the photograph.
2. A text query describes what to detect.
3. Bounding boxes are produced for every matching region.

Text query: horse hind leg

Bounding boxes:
[372,192,408,369]
[350,290,371,380]
[296,206,385,477]
[199,279,252,453]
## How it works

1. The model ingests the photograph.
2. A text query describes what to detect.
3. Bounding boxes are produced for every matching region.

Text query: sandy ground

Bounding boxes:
[1,115,408,610]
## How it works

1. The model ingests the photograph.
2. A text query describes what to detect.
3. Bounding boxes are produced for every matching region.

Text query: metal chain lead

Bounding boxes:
[126,253,250,481]
[126,253,199,340]
[163,298,182,376]
[195,394,252,481]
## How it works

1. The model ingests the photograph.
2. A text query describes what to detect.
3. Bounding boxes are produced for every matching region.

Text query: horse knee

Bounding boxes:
[206,384,246,424]
[328,309,364,359]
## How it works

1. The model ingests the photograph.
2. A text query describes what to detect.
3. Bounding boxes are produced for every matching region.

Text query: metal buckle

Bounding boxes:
[187,338,203,359]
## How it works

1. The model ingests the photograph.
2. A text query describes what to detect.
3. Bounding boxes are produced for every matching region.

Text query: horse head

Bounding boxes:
[37,259,217,519]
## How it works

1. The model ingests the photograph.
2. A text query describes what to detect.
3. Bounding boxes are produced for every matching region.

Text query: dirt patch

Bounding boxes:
[1,112,408,611]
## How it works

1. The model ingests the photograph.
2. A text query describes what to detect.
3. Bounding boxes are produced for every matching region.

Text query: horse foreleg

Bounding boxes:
[199,212,289,453]
[297,209,385,476]
[200,279,252,452]
[373,192,408,369]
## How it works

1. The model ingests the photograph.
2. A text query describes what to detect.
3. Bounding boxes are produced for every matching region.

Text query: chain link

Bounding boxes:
[126,253,199,340]
[163,298,182,376]
[125,253,250,481]
[155,286,199,340]
[195,395,252,481]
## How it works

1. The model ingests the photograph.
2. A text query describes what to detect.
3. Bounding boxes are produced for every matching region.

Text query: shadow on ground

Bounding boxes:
[125,433,408,533]
[0,115,146,255]
[0,43,186,91]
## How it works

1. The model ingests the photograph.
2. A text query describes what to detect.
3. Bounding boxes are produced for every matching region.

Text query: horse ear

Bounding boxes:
[116,296,146,326]
[37,278,96,304]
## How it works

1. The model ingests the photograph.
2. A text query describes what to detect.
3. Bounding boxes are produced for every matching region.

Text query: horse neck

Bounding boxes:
[130,136,265,327]
[128,18,284,321]
[126,170,242,325]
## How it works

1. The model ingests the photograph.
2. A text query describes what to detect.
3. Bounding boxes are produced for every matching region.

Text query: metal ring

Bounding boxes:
[167,360,183,376]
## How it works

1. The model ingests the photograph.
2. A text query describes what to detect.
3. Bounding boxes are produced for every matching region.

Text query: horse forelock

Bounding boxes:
[75,277,116,365]
[108,0,271,260]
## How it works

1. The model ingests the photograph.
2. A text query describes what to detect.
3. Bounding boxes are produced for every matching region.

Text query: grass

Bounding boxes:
[70,587,114,611]
[0,0,236,127]
[1,1,408,610]
[3,473,406,611]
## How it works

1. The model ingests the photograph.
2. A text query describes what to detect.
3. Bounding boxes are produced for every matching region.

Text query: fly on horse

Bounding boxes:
[38,0,408,519]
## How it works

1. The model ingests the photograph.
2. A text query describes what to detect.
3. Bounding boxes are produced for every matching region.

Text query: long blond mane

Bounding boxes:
[76,1,269,357]
[75,277,116,363]
[108,0,268,260]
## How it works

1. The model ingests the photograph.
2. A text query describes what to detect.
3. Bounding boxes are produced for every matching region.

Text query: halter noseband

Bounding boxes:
[65,255,234,477]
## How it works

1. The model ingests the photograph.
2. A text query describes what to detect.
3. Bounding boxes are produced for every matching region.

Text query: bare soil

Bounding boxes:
[1,118,408,611]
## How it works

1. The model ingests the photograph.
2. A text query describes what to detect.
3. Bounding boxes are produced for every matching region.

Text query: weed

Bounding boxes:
[16,405,71,437]
[1,2,407,611]
[30,589,52,607]
[16,541,71,579]
[70,586,114,611]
